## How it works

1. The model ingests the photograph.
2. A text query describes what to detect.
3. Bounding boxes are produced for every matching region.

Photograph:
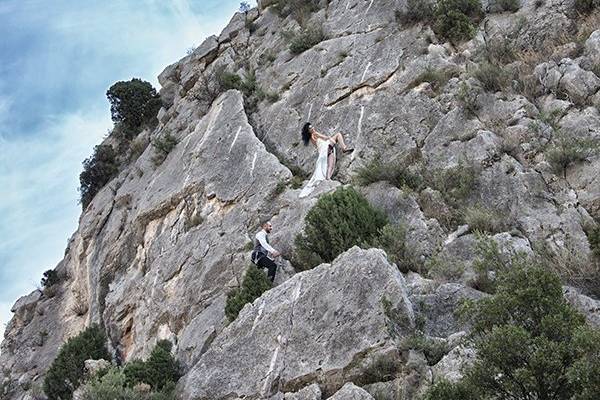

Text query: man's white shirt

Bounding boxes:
[255,230,276,258]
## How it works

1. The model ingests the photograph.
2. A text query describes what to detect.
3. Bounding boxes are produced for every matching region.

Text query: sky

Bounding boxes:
[0,0,256,341]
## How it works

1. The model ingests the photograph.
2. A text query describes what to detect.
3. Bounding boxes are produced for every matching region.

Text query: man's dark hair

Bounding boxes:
[301,122,312,146]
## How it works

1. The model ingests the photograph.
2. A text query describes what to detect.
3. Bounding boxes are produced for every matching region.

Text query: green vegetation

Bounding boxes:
[273,0,324,25]
[462,206,505,234]
[407,67,458,94]
[44,324,111,400]
[122,340,180,391]
[426,254,465,281]
[490,0,521,12]
[574,0,599,15]
[434,0,483,43]
[354,158,423,192]
[457,81,481,115]
[80,341,179,400]
[225,265,273,321]
[79,144,119,209]
[470,61,510,92]
[41,269,60,288]
[151,132,179,166]
[294,187,387,270]
[396,0,436,25]
[428,161,479,207]
[425,263,600,400]
[286,26,327,54]
[366,224,409,270]
[545,132,600,178]
[469,233,508,293]
[396,0,484,42]
[401,334,449,365]
[589,225,600,257]
[106,78,162,140]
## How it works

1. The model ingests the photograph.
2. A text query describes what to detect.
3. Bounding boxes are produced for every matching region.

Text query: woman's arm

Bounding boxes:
[313,131,330,140]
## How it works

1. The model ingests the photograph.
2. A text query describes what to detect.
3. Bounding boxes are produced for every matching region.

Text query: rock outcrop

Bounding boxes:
[2,1,600,399]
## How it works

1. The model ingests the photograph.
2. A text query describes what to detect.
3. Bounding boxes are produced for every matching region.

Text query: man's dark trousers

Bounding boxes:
[257,257,277,282]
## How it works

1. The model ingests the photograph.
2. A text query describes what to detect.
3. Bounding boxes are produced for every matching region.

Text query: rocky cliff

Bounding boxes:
[2,1,600,399]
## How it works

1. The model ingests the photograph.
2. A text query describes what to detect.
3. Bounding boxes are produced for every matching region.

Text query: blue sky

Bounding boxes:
[0,0,256,340]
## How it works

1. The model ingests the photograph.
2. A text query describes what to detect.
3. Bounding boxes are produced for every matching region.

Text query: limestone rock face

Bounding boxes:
[181,247,414,400]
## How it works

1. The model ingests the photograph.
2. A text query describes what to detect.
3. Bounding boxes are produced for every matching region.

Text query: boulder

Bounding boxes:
[181,247,414,399]
[329,383,374,400]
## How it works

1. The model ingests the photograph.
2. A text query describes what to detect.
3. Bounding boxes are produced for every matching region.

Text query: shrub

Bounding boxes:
[287,26,326,54]
[354,158,423,191]
[356,356,400,386]
[44,324,111,400]
[123,340,180,391]
[463,206,505,234]
[536,241,600,299]
[106,78,162,139]
[401,334,449,365]
[151,133,179,166]
[82,366,176,400]
[456,81,480,115]
[546,133,600,178]
[41,269,60,288]
[470,61,509,92]
[396,0,436,25]
[273,0,322,25]
[429,161,479,207]
[489,0,521,12]
[574,0,599,15]
[589,225,600,257]
[225,265,272,321]
[426,254,465,281]
[469,233,509,293]
[294,187,387,270]
[434,0,483,43]
[79,144,119,209]
[407,67,458,94]
[426,263,600,400]
[366,224,410,270]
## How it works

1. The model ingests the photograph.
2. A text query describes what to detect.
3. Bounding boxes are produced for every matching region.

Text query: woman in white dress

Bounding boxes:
[299,122,353,198]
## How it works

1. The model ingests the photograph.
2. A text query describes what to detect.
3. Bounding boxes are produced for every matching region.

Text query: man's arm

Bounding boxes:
[256,231,277,254]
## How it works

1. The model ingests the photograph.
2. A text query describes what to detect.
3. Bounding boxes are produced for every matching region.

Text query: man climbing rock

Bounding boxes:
[252,220,280,282]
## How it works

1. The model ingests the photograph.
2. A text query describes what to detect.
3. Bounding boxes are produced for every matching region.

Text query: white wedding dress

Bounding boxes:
[299,138,335,198]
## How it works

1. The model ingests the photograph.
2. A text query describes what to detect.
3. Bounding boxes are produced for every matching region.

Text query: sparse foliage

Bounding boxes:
[225,265,272,321]
[41,270,60,288]
[151,133,179,166]
[79,145,119,209]
[354,158,423,192]
[285,26,327,54]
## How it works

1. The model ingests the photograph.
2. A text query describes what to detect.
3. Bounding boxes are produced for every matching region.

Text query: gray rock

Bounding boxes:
[585,30,600,65]
[181,247,414,400]
[431,346,476,383]
[283,383,322,400]
[329,383,374,400]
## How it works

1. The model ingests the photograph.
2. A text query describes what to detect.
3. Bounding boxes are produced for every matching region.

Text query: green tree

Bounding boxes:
[41,269,60,288]
[43,324,111,400]
[294,187,387,270]
[106,78,162,139]
[425,262,600,400]
[79,144,119,209]
[225,265,272,321]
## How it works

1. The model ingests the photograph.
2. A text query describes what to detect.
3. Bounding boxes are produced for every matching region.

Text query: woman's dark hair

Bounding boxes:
[301,122,312,146]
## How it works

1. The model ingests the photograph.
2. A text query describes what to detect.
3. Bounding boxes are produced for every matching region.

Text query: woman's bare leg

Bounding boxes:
[327,151,336,179]
[329,132,349,150]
